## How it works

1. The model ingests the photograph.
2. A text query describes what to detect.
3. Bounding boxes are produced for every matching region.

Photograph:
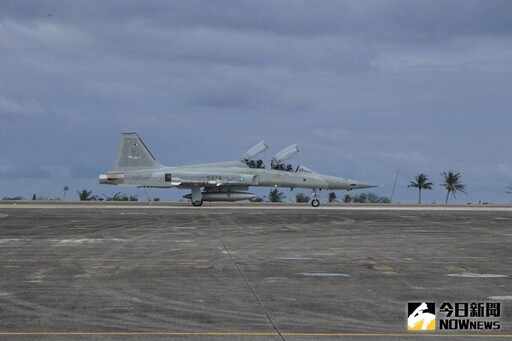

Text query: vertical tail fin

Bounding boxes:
[113,133,162,171]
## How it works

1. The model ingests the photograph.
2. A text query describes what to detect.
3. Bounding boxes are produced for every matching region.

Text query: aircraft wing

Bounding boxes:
[170,180,224,187]
[171,173,257,187]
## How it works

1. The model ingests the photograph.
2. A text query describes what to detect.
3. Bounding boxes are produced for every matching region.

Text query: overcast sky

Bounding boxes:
[1,0,511,203]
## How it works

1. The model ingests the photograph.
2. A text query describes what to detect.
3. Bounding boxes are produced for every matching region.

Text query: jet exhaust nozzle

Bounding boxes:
[99,172,124,185]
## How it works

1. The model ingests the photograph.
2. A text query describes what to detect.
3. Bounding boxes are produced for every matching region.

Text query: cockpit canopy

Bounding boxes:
[242,141,268,160]
[273,144,299,163]
[241,142,312,173]
[271,144,299,172]
[242,140,268,169]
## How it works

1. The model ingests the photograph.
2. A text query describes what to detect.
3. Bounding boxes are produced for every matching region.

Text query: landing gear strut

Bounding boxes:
[191,187,203,207]
[311,188,320,207]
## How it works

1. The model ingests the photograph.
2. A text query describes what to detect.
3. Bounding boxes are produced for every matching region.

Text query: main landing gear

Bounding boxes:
[311,188,320,207]
[191,187,203,207]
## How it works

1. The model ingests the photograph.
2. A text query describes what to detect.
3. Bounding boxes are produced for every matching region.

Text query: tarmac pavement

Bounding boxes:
[0,204,510,340]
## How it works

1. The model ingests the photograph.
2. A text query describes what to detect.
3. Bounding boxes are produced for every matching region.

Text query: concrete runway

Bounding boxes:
[0,205,511,340]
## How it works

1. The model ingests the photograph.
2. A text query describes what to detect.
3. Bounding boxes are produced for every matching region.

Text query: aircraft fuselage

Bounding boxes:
[101,160,375,191]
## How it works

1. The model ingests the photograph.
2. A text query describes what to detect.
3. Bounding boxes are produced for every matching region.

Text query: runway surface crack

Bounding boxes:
[217,234,285,341]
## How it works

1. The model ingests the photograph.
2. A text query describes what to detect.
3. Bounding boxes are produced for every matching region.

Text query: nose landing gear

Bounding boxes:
[311,188,320,207]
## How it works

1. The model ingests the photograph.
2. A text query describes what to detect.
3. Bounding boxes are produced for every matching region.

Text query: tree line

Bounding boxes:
[3,172,512,204]
[408,170,466,204]
[255,188,390,203]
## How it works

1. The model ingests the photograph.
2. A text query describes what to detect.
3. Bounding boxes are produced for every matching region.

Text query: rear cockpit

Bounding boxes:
[244,158,266,169]
[242,141,268,169]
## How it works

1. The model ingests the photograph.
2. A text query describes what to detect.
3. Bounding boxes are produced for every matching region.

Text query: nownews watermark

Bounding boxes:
[408,301,501,331]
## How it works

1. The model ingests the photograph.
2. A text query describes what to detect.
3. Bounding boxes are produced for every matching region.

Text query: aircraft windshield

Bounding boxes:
[295,165,314,173]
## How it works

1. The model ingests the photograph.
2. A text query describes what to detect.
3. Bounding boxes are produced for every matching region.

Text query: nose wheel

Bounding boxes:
[192,200,203,207]
[311,188,320,207]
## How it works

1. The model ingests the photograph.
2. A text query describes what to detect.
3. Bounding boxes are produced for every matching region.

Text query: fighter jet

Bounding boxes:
[99,133,378,207]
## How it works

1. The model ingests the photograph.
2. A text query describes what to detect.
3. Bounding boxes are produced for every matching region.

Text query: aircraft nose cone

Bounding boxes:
[353,181,380,189]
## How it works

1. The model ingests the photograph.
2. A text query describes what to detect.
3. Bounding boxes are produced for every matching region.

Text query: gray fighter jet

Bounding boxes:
[99,133,378,207]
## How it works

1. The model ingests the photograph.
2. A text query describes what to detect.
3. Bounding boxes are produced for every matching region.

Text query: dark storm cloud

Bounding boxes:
[0,0,511,202]
[3,1,512,41]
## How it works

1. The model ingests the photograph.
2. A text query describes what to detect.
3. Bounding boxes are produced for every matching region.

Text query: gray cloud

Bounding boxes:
[3,1,512,41]
[0,97,46,118]
[0,1,511,203]
[0,165,52,179]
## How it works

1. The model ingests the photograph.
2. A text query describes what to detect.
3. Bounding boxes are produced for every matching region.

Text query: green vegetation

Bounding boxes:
[408,173,433,204]
[295,193,310,203]
[2,196,24,200]
[77,189,98,201]
[265,188,286,202]
[342,194,352,203]
[328,192,337,203]
[441,170,467,204]
[105,192,138,201]
[342,192,390,204]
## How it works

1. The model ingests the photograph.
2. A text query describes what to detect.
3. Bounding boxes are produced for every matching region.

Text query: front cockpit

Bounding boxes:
[271,159,294,172]
[270,144,299,172]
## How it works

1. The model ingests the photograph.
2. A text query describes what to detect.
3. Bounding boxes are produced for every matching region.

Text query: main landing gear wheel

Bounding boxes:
[192,200,203,207]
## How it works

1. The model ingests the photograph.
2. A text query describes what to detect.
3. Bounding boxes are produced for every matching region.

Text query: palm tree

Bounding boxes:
[328,192,337,203]
[63,186,69,201]
[77,189,98,201]
[441,171,466,204]
[295,193,310,203]
[111,192,124,201]
[265,188,286,202]
[507,185,512,194]
[408,173,433,204]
